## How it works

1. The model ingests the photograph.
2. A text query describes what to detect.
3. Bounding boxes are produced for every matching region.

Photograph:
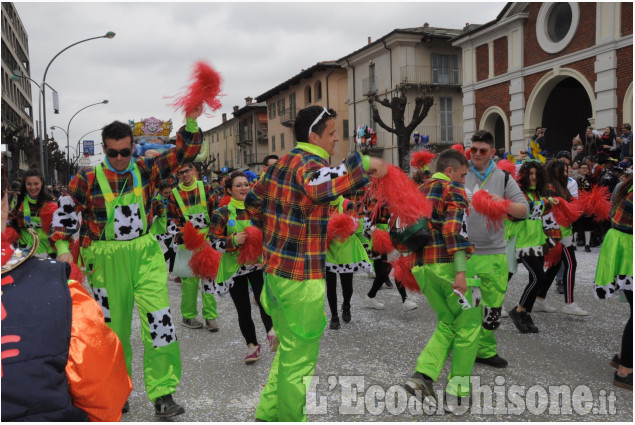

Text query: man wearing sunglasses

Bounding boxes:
[166,163,220,332]
[464,130,528,369]
[50,106,205,418]
[246,105,387,421]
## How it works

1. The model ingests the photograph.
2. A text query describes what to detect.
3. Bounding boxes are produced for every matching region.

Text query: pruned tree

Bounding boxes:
[194,155,216,180]
[369,87,434,173]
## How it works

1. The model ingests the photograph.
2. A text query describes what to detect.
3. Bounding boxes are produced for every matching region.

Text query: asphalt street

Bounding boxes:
[120,246,633,422]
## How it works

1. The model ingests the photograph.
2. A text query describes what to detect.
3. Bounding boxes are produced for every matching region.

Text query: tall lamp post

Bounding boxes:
[40,31,116,182]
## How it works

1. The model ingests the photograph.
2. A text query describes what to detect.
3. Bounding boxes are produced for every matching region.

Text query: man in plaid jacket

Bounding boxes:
[51,106,204,418]
[246,105,387,421]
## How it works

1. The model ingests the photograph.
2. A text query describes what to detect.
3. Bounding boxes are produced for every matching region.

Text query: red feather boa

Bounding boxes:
[39,202,59,234]
[390,255,419,293]
[238,226,263,264]
[189,244,222,280]
[327,213,357,244]
[451,143,471,160]
[169,61,223,116]
[370,165,432,227]
[3,227,20,245]
[551,197,583,228]
[68,262,85,283]
[410,150,436,169]
[182,221,206,251]
[371,229,394,255]
[544,242,563,269]
[219,195,231,207]
[575,185,611,222]
[496,159,517,179]
[470,190,511,231]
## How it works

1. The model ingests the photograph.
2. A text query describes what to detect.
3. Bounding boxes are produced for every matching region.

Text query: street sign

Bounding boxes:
[78,157,91,167]
[83,140,94,155]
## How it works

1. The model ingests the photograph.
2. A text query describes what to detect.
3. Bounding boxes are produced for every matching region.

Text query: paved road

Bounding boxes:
[121,246,633,421]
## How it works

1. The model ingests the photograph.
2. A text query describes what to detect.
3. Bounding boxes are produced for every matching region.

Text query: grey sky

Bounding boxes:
[14,1,504,163]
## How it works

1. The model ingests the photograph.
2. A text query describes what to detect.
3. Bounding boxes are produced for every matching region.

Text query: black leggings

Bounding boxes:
[517,256,546,313]
[228,270,273,346]
[326,271,353,318]
[539,245,577,303]
[367,258,407,301]
[621,290,633,368]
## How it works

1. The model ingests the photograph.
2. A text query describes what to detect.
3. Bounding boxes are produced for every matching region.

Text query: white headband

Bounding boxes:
[307,107,331,139]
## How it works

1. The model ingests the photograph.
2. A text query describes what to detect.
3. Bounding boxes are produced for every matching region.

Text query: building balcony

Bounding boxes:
[413,125,464,145]
[245,152,269,166]
[400,65,462,87]
[280,110,296,127]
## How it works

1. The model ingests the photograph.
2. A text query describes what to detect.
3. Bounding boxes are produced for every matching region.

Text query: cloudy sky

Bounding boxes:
[14,1,504,163]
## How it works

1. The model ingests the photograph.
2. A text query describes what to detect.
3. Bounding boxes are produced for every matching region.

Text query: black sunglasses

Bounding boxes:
[106,148,132,158]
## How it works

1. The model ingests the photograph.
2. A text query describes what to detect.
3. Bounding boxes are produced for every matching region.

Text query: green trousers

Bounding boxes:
[180,276,218,320]
[467,253,508,359]
[412,264,482,397]
[85,233,181,402]
[255,274,327,422]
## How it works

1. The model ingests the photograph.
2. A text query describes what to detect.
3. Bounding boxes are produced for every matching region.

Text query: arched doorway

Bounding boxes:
[541,77,593,155]
[480,106,509,152]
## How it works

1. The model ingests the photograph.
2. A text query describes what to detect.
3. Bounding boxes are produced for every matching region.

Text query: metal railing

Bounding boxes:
[279,109,297,127]
[400,65,462,86]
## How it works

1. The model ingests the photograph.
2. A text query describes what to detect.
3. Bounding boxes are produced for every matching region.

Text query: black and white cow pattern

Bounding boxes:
[515,245,544,259]
[471,287,482,308]
[52,196,79,230]
[91,287,111,322]
[459,213,469,239]
[147,307,177,348]
[529,202,543,220]
[594,275,633,299]
[482,306,501,330]
[187,212,208,229]
[362,217,375,240]
[326,261,373,274]
[308,163,348,186]
[114,204,143,240]
[542,212,558,230]
[204,264,261,296]
[166,221,180,236]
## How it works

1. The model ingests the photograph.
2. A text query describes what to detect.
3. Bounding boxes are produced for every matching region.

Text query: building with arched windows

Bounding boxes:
[452,2,633,155]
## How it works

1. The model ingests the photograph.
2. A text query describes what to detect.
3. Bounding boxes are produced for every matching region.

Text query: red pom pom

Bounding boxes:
[189,244,222,280]
[544,242,563,269]
[4,227,20,245]
[371,229,394,255]
[238,226,263,264]
[219,195,231,207]
[575,185,611,222]
[410,150,436,169]
[451,144,465,154]
[551,197,583,228]
[169,61,223,116]
[71,239,81,264]
[370,165,432,227]
[182,221,206,251]
[496,159,517,179]
[390,255,419,293]
[471,190,511,231]
[68,262,85,283]
[39,202,59,234]
[327,213,357,244]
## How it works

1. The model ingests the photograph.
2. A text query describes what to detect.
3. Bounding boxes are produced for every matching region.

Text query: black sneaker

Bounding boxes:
[556,280,565,294]
[154,394,185,418]
[610,354,620,369]
[523,313,539,333]
[405,372,437,406]
[330,317,341,330]
[475,354,508,368]
[585,245,591,252]
[384,280,394,288]
[342,305,351,323]
[613,371,633,390]
[508,308,529,333]
[122,400,130,414]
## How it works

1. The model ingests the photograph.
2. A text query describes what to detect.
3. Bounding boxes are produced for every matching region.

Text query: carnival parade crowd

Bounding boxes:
[1,106,632,421]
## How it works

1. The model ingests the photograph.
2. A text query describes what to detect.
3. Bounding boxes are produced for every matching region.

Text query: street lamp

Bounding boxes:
[40,31,116,182]
[70,128,102,174]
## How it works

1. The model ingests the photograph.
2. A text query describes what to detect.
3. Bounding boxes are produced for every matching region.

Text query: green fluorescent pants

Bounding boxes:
[180,276,218,320]
[85,233,181,402]
[467,253,508,359]
[255,273,327,422]
[412,264,482,397]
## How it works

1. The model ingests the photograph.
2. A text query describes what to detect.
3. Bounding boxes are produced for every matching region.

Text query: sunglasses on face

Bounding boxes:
[176,168,192,176]
[105,148,132,158]
[469,147,490,155]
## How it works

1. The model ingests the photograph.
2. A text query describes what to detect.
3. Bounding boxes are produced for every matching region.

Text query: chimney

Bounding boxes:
[245,96,253,105]
[233,105,239,112]
[222,113,227,123]
[423,22,429,29]
[368,36,371,45]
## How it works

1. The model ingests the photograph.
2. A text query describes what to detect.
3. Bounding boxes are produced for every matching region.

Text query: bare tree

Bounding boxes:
[369,87,434,173]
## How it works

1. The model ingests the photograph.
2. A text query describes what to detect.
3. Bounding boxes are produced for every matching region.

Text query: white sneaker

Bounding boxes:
[561,302,589,316]
[363,295,385,310]
[533,299,556,313]
[501,308,509,318]
[402,299,418,311]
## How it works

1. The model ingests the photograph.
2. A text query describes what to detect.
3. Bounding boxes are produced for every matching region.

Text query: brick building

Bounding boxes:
[452,2,633,155]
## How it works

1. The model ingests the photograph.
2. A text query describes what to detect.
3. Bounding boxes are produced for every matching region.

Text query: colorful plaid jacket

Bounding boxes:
[413,174,473,266]
[208,205,251,252]
[245,145,369,281]
[49,124,202,249]
[166,181,217,228]
[611,188,633,234]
